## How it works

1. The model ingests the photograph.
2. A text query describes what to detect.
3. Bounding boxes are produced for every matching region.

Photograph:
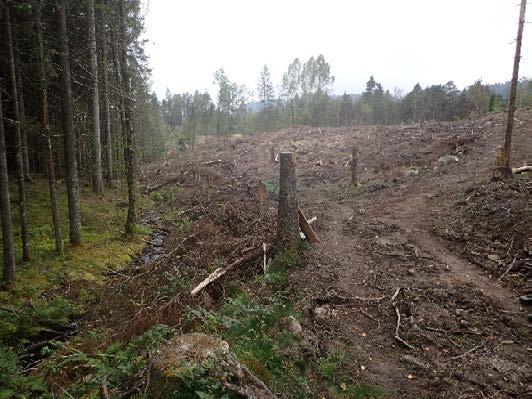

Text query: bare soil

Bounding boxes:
[108,111,530,398]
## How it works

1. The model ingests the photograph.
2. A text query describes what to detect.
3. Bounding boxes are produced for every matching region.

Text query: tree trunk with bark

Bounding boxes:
[0,85,16,282]
[277,152,299,246]
[119,0,137,234]
[58,4,82,245]
[88,0,104,194]
[498,0,527,179]
[5,4,30,262]
[15,50,31,180]
[37,0,62,254]
[100,19,113,185]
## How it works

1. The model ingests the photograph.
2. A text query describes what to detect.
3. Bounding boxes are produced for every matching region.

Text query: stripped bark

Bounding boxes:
[191,247,263,296]
[298,207,319,244]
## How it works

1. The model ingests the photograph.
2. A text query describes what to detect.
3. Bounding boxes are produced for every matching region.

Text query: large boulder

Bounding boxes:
[148,333,277,399]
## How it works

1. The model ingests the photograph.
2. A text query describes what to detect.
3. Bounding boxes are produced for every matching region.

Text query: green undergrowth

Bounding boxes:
[183,247,310,398]
[154,185,194,230]
[0,178,386,398]
[0,324,178,399]
[0,178,153,397]
[318,352,386,399]
[263,179,279,194]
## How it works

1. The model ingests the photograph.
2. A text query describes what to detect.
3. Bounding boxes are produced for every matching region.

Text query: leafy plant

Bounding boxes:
[0,346,49,398]
[43,324,178,397]
[318,352,386,398]
[0,297,79,345]
[185,293,309,397]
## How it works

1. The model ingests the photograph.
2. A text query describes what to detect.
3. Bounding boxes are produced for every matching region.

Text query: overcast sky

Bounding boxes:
[143,0,530,100]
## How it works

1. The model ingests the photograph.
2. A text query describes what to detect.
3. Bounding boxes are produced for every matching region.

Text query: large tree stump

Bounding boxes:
[277,152,299,246]
[493,146,513,180]
[351,146,358,186]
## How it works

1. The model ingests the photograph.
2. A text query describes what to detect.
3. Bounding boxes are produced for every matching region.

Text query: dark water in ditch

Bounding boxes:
[138,211,169,265]
[22,212,169,366]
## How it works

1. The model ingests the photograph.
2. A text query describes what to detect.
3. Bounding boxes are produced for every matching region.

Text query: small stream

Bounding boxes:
[138,211,169,265]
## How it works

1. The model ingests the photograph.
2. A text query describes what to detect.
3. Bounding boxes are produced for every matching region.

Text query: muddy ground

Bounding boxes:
[107,111,529,398]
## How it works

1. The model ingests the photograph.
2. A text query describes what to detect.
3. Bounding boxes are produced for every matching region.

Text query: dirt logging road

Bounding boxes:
[140,110,530,398]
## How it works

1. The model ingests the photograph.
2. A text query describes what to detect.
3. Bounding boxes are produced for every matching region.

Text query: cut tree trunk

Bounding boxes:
[5,4,30,261]
[58,4,82,245]
[351,146,358,186]
[277,152,299,246]
[0,85,16,282]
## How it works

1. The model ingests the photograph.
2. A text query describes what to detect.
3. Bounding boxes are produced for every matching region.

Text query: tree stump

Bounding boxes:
[257,180,267,200]
[351,146,358,186]
[277,152,299,246]
[493,146,513,180]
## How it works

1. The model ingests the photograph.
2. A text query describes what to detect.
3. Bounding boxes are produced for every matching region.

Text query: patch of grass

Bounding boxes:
[261,248,300,287]
[0,179,151,345]
[318,352,349,385]
[264,179,279,194]
[318,352,386,399]
[185,292,309,398]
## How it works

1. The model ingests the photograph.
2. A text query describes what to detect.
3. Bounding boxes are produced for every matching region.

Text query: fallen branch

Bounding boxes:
[360,309,381,329]
[298,207,319,244]
[100,374,110,399]
[353,294,388,302]
[391,287,401,302]
[262,243,267,273]
[191,247,263,296]
[394,305,416,350]
[449,344,483,360]
[147,176,182,193]
[299,216,317,239]
[512,165,531,174]
[203,159,222,166]
[499,255,518,280]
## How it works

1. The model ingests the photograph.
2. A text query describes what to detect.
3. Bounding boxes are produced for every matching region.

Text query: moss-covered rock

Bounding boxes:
[148,333,277,399]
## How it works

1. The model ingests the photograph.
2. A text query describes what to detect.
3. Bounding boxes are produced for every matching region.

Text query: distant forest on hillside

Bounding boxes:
[161,55,532,143]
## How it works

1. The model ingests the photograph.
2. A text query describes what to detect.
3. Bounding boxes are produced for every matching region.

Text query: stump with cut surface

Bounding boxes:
[351,146,358,186]
[148,333,277,399]
[277,152,299,247]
